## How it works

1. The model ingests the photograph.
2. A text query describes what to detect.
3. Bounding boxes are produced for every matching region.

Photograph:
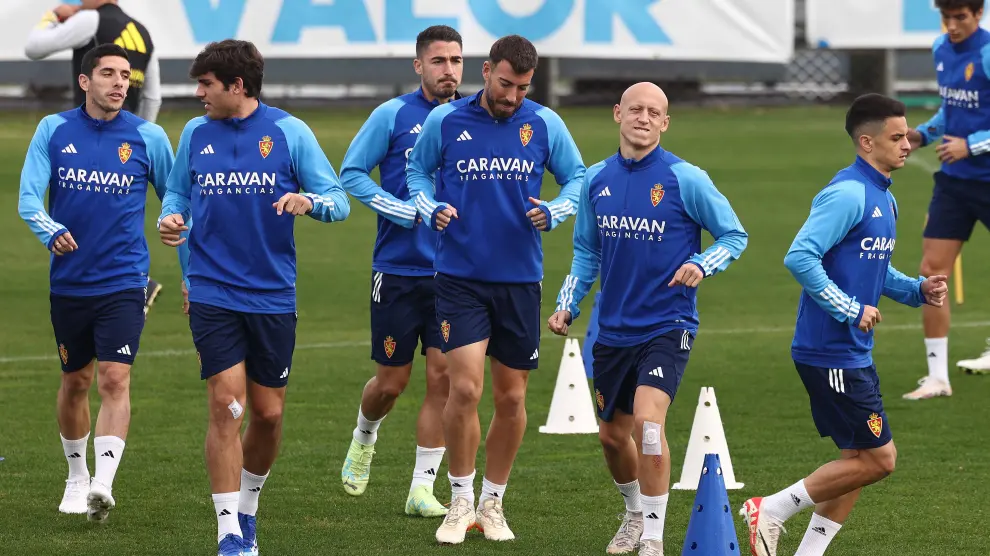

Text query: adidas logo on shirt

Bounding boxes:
[410,124,422,134]
[649,367,663,378]
[456,130,473,141]
[116,345,132,356]
[200,144,215,155]
[61,144,78,154]
[872,206,883,218]
[937,62,944,72]
[599,186,612,197]
[530,349,539,360]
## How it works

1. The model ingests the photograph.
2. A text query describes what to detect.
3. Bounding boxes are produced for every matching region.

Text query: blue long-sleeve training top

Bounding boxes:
[786,156,926,369]
[405,90,586,283]
[917,28,990,181]
[159,102,349,314]
[18,106,173,296]
[339,88,453,276]
[554,146,748,347]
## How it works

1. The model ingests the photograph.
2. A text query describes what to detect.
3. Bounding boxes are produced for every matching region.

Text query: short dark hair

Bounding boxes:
[416,25,462,58]
[489,35,538,75]
[80,44,129,78]
[935,0,984,13]
[845,93,907,139]
[189,39,264,98]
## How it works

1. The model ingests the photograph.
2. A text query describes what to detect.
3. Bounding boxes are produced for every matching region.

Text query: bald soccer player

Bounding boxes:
[549,83,748,556]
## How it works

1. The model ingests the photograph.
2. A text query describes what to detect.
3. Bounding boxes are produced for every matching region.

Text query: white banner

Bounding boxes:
[807,0,990,49]
[2,0,793,62]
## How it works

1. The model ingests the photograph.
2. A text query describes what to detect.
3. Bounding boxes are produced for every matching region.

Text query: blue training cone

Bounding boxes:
[682,453,740,555]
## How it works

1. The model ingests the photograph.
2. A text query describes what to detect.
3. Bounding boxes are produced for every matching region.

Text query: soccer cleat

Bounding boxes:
[740,497,784,556]
[217,533,246,556]
[86,479,115,523]
[475,497,515,541]
[58,478,90,514]
[435,496,477,545]
[957,340,990,374]
[144,278,163,319]
[239,513,258,555]
[340,438,376,496]
[638,539,664,556]
[902,376,952,400]
[607,511,644,554]
[405,485,449,517]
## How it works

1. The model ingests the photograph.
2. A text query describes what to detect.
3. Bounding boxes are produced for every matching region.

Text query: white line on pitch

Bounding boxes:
[2,319,988,365]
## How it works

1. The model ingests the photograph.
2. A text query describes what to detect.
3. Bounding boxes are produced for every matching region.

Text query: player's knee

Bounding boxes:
[598,423,630,454]
[249,404,284,429]
[61,368,94,394]
[97,363,130,399]
[492,385,526,416]
[376,367,411,399]
[210,395,246,426]
[448,377,483,407]
[920,254,953,277]
[634,418,665,456]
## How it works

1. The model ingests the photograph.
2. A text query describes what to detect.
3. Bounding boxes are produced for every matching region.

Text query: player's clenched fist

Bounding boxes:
[668,263,704,288]
[50,230,78,256]
[921,274,948,307]
[273,193,314,216]
[857,305,882,333]
[526,197,549,231]
[435,205,458,231]
[159,214,188,246]
[548,310,572,336]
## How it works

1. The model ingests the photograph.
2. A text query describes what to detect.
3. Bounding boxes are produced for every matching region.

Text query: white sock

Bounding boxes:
[925,337,949,384]
[410,446,445,489]
[353,406,384,445]
[212,492,241,542]
[795,513,842,556]
[449,470,476,507]
[93,436,125,490]
[762,479,815,523]
[641,493,669,542]
[479,476,507,506]
[615,479,642,513]
[238,468,268,516]
[61,433,90,481]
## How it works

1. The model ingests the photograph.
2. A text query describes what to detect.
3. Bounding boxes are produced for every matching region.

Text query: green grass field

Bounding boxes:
[1,104,989,556]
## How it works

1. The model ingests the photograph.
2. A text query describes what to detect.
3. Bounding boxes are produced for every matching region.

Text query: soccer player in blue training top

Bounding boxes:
[906,0,990,390]
[337,25,463,516]
[157,39,350,556]
[406,34,586,544]
[741,94,948,556]
[548,82,748,556]
[17,43,173,523]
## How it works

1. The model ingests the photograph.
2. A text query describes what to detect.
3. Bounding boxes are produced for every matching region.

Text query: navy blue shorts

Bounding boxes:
[591,330,695,422]
[434,273,542,370]
[50,288,146,373]
[370,271,441,366]
[795,362,892,450]
[188,302,296,388]
[924,171,990,241]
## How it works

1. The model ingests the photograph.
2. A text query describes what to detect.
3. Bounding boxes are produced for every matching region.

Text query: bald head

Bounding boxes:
[614,82,670,155]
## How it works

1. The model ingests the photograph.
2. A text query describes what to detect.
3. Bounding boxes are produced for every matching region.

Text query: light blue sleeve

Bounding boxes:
[339,99,417,228]
[18,114,68,250]
[673,162,748,277]
[137,122,174,202]
[555,161,607,321]
[159,117,204,226]
[277,116,350,223]
[535,107,586,231]
[407,103,456,230]
[918,107,945,147]
[883,265,926,307]
[783,180,866,325]
[965,43,990,155]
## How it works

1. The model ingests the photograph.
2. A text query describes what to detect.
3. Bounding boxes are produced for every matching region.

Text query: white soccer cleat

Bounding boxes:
[902,376,952,400]
[475,497,515,541]
[435,496,477,545]
[638,539,664,556]
[58,478,90,514]
[86,479,115,523]
[957,340,990,375]
[607,511,644,554]
[740,497,784,556]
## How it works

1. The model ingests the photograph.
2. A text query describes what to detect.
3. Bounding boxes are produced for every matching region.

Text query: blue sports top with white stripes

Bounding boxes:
[786,156,925,369]
[554,144,748,348]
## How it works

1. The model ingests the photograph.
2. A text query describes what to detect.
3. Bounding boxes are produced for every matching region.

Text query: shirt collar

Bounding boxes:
[76,104,125,130]
[854,155,893,190]
[616,143,664,171]
[220,101,267,128]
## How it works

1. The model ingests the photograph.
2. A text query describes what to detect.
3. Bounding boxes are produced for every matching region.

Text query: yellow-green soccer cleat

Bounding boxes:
[341,438,375,496]
[405,485,449,517]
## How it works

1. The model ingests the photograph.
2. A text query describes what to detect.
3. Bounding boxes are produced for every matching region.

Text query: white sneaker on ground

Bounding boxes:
[638,539,664,556]
[957,340,990,375]
[58,478,90,514]
[902,376,952,400]
[86,479,115,523]
[740,497,785,556]
[607,511,644,554]
[435,496,477,545]
[475,497,515,541]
